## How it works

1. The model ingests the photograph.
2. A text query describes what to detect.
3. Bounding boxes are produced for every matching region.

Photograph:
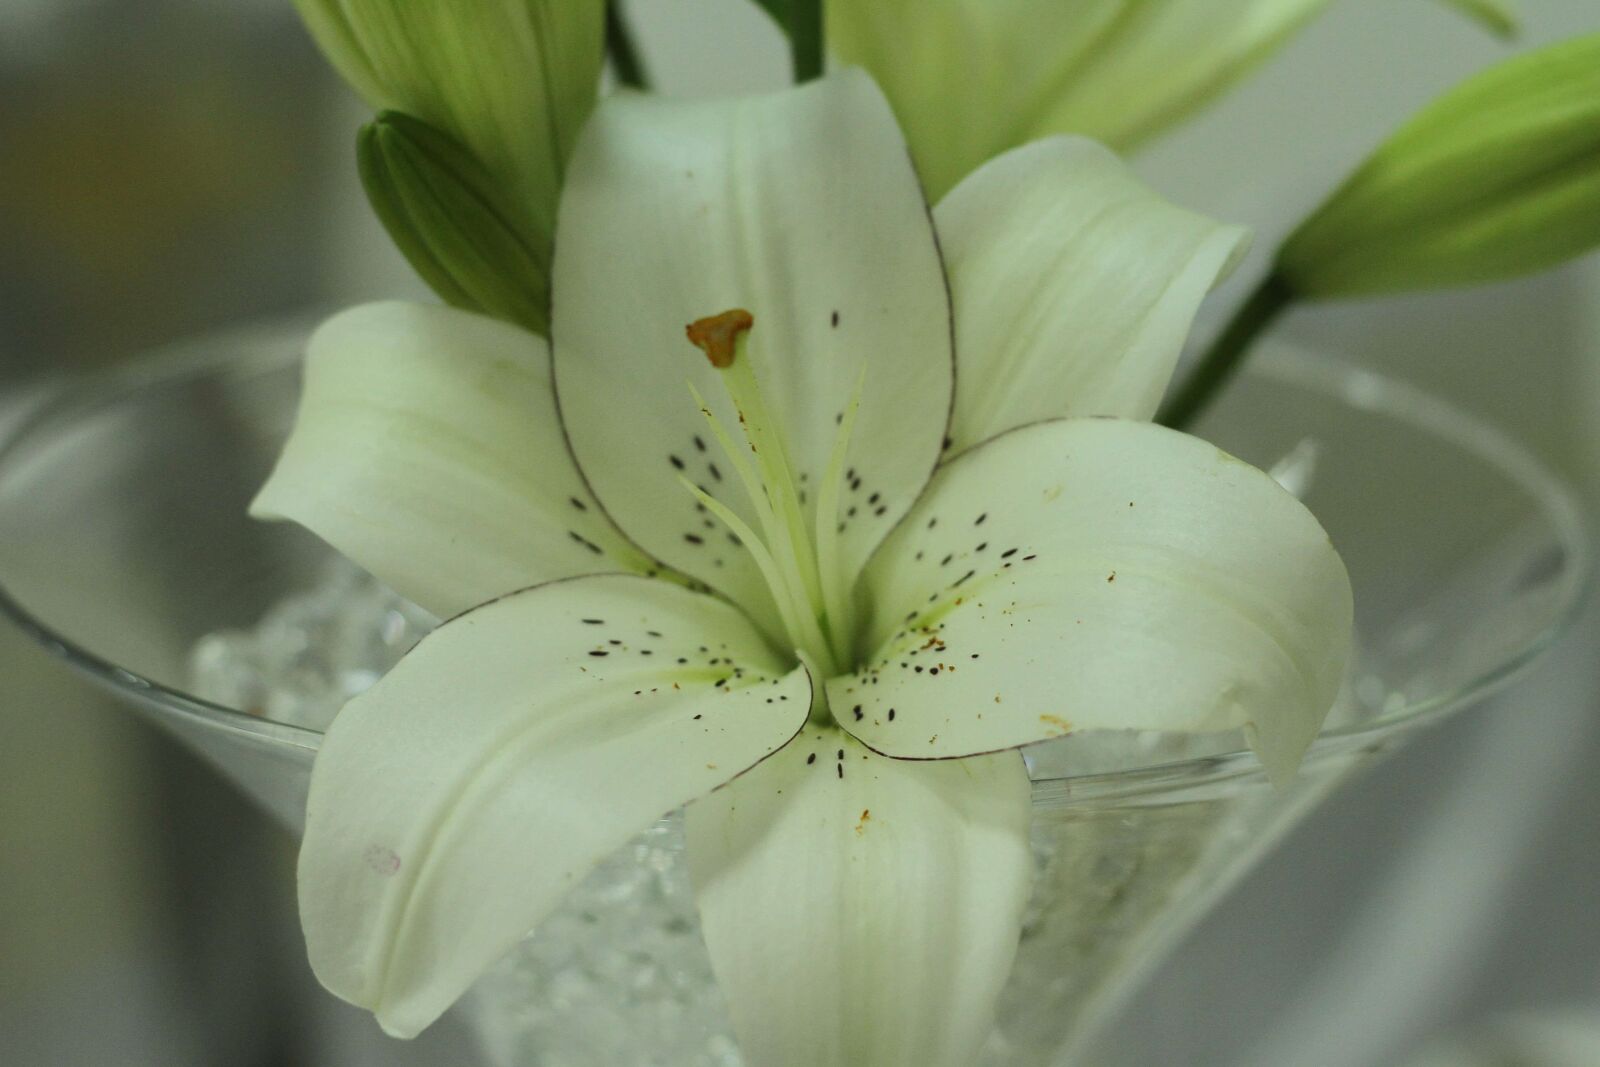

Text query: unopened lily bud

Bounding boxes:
[292,0,604,324]
[1279,31,1600,299]
[1437,0,1519,40]
[829,0,1335,199]
[359,112,550,334]
[826,0,1509,202]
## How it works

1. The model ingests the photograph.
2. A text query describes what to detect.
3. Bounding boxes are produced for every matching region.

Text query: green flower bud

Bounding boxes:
[749,0,825,82]
[359,112,549,334]
[292,0,605,325]
[827,0,1509,203]
[829,0,1337,199]
[1436,0,1519,40]
[1279,32,1600,299]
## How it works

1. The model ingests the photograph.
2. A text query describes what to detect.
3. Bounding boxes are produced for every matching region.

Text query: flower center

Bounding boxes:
[682,310,860,683]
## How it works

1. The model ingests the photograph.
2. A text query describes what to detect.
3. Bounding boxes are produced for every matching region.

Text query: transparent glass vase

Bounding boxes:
[0,321,1588,1066]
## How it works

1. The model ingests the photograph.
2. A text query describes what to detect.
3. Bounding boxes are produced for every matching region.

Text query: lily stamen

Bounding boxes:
[684,309,844,675]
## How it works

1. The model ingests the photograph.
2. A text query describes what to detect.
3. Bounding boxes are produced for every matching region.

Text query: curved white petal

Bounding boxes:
[686,727,1031,1067]
[834,419,1351,785]
[298,574,810,1038]
[252,302,654,618]
[553,70,952,626]
[938,137,1248,455]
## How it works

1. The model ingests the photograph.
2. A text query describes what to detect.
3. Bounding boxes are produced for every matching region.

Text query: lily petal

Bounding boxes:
[686,727,1031,1067]
[252,302,652,618]
[299,574,811,1038]
[833,419,1351,785]
[553,70,952,626]
[938,137,1248,455]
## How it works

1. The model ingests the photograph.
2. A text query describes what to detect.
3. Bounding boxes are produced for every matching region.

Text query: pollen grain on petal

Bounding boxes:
[685,308,754,368]
[1039,714,1073,736]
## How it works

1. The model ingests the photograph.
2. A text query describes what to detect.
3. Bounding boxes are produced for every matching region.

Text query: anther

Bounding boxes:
[685,308,755,368]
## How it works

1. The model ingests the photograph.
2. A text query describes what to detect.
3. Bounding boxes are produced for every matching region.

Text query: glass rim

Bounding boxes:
[0,320,1591,799]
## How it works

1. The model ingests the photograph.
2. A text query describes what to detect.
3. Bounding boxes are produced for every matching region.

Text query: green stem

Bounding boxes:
[606,1,649,89]
[789,0,824,82]
[1157,272,1296,431]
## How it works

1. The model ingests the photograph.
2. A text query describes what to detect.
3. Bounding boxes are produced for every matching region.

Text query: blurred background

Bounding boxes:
[0,1,1596,1064]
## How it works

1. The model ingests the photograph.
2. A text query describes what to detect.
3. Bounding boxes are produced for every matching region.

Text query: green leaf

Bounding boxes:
[1279,32,1600,299]
[359,112,550,334]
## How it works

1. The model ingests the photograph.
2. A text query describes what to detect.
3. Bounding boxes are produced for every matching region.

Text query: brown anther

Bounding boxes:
[686,308,754,368]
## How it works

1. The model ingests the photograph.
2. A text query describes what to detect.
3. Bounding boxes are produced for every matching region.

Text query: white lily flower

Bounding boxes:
[253,70,1352,1063]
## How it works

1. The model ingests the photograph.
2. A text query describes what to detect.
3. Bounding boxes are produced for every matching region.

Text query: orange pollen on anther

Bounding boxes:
[686,308,754,368]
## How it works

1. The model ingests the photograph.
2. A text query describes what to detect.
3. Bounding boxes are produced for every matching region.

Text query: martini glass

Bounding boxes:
[0,321,1587,1066]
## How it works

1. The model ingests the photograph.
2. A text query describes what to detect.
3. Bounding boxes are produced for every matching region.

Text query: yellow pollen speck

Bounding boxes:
[686,308,754,368]
[1039,714,1072,736]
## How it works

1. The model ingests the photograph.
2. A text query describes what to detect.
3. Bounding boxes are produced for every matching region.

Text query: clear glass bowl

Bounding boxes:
[0,321,1588,1066]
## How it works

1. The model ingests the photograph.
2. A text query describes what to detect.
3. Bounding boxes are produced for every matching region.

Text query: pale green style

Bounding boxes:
[828,0,1518,201]
[1279,31,1600,298]
[291,0,604,297]
[255,71,1352,1063]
